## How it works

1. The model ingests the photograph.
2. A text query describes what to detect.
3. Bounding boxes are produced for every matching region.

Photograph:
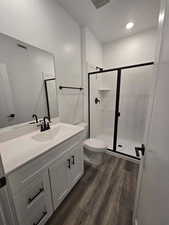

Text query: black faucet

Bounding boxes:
[40,116,50,132]
[32,114,38,123]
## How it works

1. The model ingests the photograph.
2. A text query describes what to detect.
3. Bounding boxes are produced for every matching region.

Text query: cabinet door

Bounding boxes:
[49,153,70,210]
[69,145,84,187]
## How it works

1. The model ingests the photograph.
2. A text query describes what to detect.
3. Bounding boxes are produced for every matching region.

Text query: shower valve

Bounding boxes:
[95,97,101,104]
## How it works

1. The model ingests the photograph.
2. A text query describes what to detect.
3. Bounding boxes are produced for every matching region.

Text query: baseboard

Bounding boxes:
[106,150,140,164]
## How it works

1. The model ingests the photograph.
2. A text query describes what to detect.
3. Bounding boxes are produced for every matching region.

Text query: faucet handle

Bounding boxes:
[32,114,39,123]
[46,121,50,130]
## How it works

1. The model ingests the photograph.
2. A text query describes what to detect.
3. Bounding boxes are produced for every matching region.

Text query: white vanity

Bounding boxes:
[0,33,85,225]
[0,122,85,225]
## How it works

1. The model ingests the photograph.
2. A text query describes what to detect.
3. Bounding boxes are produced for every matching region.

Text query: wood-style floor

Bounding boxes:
[46,155,139,225]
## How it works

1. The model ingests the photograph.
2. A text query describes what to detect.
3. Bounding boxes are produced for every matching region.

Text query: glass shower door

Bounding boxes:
[116,65,153,157]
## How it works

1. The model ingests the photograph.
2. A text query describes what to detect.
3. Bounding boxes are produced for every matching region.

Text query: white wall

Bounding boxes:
[81,28,103,137]
[0,0,82,124]
[103,28,157,68]
[85,28,103,68]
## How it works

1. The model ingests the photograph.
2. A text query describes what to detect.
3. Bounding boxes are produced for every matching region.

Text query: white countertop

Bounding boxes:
[0,123,84,174]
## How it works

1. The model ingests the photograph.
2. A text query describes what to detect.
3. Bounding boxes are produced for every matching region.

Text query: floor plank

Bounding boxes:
[46,155,139,225]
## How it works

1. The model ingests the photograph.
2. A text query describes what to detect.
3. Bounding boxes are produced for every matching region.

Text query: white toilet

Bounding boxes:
[77,123,107,166]
[83,138,107,166]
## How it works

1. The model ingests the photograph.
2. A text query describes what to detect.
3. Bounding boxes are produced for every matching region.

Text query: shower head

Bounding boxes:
[91,0,110,9]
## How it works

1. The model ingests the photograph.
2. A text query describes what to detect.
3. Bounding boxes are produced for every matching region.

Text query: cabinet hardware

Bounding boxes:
[71,156,75,165]
[0,177,6,189]
[135,144,145,157]
[67,159,71,169]
[95,97,100,104]
[28,187,44,204]
[33,210,47,225]
[8,113,15,118]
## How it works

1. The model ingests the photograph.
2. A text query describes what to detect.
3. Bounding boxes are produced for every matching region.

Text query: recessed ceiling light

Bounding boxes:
[159,11,165,24]
[126,22,134,30]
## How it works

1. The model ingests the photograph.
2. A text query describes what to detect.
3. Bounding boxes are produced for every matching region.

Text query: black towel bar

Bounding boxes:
[59,86,83,90]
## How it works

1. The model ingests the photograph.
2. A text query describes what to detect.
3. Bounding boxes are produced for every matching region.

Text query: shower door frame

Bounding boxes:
[88,61,154,160]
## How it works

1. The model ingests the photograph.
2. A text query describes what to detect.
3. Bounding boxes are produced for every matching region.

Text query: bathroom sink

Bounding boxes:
[0,122,84,174]
[32,124,72,142]
[32,127,60,142]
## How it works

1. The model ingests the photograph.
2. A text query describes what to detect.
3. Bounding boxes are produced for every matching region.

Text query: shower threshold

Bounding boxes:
[97,134,141,159]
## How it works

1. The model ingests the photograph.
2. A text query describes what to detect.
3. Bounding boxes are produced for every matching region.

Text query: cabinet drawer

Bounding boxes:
[14,175,46,208]
[14,195,51,225]
[12,169,53,225]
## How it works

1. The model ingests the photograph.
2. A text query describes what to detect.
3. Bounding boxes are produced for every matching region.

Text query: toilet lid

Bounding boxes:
[83,138,107,152]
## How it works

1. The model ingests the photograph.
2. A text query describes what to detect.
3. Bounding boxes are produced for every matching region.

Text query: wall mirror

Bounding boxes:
[44,78,58,121]
[0,33,58,129]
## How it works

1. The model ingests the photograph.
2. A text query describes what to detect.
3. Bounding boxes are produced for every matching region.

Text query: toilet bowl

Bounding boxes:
[83,138,107,165]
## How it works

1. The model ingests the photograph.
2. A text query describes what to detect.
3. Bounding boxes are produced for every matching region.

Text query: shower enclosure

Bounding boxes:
[88,62,154,159]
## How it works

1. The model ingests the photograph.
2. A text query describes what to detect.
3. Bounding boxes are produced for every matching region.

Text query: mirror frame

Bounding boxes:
[44,78,57,122]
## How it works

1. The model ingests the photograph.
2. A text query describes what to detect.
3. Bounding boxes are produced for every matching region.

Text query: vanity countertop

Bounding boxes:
[0,123,84,174]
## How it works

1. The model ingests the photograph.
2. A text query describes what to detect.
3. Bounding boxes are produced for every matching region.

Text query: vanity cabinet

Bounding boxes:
[49,144,84,210]
[7,130,84,225]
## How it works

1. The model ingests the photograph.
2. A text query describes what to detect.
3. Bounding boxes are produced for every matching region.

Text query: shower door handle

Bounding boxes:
[0,177,6,189]
[135,144,145,157]
[8,114,15,118]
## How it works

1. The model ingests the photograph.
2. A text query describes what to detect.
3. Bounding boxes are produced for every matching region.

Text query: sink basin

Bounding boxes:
[32,124,70,142]
[0,122,84,174]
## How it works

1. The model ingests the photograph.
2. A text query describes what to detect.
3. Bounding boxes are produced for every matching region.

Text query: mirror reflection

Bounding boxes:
[44,78,58,121]
[0,33,58,128]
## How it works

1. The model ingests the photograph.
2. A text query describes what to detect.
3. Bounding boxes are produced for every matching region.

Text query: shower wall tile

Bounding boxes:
[89,74,103,137]
[102,109,115,135]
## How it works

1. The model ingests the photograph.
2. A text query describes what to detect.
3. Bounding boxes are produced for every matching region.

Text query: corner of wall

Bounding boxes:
[81,27,104,124]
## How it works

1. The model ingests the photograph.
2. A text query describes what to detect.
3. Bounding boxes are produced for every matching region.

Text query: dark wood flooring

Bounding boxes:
[46,155,139,225]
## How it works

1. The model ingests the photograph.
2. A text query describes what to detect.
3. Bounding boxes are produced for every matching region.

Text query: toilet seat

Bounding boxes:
[83,138,107,152]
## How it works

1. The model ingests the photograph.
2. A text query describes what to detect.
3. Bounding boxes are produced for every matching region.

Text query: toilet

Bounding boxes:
[77,123,107,165]
[83,138,107,165]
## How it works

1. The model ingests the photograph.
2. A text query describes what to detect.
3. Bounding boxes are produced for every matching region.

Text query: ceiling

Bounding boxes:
[56,0,160,43]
